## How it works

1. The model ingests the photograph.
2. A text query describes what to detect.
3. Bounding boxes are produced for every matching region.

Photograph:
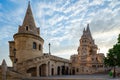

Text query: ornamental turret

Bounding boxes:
[9,2,44,65]
[78,24,98,56]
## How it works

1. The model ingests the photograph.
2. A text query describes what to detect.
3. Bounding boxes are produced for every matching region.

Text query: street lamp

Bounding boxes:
[48,43,51,55]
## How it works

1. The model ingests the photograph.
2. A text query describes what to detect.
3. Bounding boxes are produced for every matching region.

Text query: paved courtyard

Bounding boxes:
[23,74,120,80]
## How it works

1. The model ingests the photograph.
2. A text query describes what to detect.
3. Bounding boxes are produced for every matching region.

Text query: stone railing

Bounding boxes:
[17,54,70,70]
[17,54,50,70]
[49,55,70,63]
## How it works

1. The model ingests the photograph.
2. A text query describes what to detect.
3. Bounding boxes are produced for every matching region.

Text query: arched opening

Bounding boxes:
[33,42,37,49]
[72,67,75,75]
[27,67,37,77]
[66,67,69,75]
[61,66,65,75]
[26,26,28,31]
[39,44,41,50]
[51,68,54,75]
[39,66,41,76]
[39,64,47,76]
[57,66,60,75]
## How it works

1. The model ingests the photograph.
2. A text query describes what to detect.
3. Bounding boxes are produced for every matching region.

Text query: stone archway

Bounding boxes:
[27,67,37,77]
[57,66,60,75]
[66,67,69,75]
[61,66,65,75]
[39,64,47,76]
[51,68,54,75]
[72,67,75,75]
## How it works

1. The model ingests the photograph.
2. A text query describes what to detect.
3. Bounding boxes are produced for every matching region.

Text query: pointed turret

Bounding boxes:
[83,28,85,32]
[86,24,90,33]
[78,24,98,56]
[86,24,92,39]
[1,59,7,80]
[18,1,40,35]
[22,1,36,28]
[2,59,7,66]
[13,2,44,63]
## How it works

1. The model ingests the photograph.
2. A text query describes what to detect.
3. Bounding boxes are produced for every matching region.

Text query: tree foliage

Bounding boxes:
[104,34,120,67]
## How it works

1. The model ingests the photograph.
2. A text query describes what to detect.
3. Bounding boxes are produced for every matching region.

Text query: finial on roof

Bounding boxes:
[28,1,30,5]
[28,1,31,10]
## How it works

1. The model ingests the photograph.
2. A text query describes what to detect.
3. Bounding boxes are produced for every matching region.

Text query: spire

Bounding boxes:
[86,24,92,40]
[86,24,91,34]
[86,24,90,32]
[18,1,40,35]
[22,1,36,28]
[83,28,85,32]
[82,28,86,36]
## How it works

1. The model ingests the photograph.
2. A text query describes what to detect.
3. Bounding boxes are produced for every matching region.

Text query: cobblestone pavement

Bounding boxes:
[23,74,120,80]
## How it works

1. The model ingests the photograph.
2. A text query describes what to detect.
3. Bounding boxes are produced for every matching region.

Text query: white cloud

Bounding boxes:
[89,0,104,6]
[0,26,16,41]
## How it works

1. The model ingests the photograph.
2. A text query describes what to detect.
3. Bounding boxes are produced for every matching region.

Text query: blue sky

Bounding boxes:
[0,0,120,66]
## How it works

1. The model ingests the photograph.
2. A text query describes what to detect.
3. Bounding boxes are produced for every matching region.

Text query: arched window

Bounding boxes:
[33,42,37,49]
[26,26,28,31]
[76,68,79,72]
[39,44,41,50]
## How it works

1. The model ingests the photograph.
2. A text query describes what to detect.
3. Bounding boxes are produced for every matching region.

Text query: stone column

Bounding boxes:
[13,63,17,71]
[37,65,40,77]
[46,62,48,76]
[48,61,50,76]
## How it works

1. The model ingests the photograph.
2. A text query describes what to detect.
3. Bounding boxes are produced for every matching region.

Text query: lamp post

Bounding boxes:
[48,43,51,55]
[113,55,117,78]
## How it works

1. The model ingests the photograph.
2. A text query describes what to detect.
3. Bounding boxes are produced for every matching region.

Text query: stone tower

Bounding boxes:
[77,24,98,56]
[9,2,44,65]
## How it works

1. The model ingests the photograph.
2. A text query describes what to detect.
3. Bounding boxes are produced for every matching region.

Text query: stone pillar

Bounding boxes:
[1,59,7,80]
[37,65,40,77]
[48,61,51,76]
[48,61,50,76]
[46,63,48,76]
[13,63,17,71]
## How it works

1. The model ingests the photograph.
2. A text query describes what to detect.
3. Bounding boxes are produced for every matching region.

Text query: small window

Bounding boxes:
[33,42,37,49]
[26,26,28,31]
[39,44,41,50]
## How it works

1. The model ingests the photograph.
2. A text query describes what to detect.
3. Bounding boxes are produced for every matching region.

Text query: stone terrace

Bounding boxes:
[22,74,120,80]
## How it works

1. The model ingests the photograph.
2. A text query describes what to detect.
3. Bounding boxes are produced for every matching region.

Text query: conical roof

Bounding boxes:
[18,2,39,35]
[22,1,36,28]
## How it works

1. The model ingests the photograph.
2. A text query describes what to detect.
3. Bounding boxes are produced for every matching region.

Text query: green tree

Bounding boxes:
[104,34,120,78]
